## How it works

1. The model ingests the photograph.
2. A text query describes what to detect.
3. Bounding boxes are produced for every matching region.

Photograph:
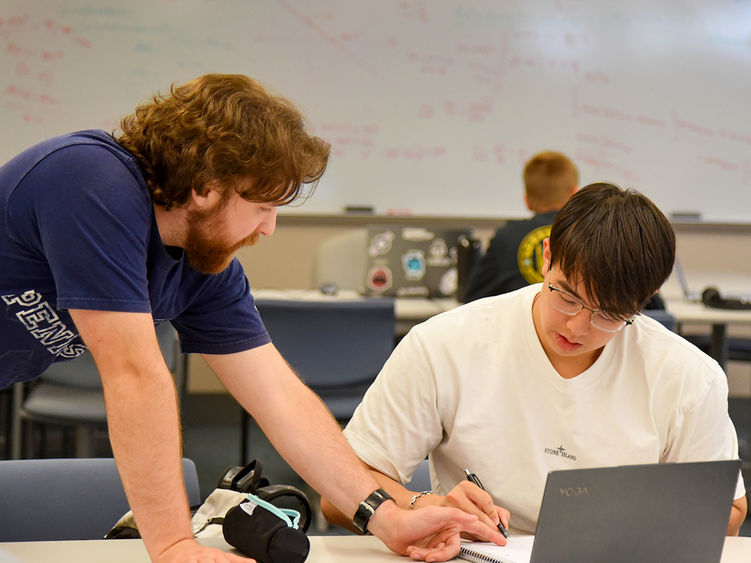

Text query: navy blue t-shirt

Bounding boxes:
[0,130,270,388]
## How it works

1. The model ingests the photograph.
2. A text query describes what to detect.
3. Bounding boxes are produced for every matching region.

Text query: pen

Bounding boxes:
[464,468,509,539]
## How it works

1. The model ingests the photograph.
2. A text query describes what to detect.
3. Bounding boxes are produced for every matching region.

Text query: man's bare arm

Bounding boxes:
[728,495,748,535]
[321,464,508,537]
[207,344,505,560]
[70,310,248,563]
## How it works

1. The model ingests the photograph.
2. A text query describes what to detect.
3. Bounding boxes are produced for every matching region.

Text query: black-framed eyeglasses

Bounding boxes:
[547,282,634,333]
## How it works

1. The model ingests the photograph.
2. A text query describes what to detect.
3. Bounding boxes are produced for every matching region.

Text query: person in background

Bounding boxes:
[0,74,503,562]
[321,183,747,540]
[463,151,578,303]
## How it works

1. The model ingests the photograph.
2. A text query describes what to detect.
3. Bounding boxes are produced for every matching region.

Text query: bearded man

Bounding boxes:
[0,74,503,563]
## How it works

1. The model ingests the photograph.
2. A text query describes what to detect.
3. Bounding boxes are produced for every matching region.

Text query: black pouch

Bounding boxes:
[217,459,312,533]
[223,493,310,563]
[105,459,312,542]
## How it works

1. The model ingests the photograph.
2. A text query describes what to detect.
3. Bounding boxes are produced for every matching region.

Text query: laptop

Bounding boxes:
[362,226,470,298]
[460,460,741,563]
[673,258,702,302]
[673,259,751,305]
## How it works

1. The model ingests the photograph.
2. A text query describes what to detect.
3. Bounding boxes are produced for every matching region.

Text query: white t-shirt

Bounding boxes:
[344,284,745,533]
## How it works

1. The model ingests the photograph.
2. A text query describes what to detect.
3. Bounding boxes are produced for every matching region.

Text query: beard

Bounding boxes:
[184,210,259,274]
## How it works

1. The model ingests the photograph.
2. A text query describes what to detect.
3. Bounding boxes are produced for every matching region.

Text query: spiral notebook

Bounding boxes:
[459,460,740,563]
[460,535,534,563]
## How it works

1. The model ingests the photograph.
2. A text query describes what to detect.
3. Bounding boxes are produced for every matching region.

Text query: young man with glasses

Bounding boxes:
[322,183,747,544]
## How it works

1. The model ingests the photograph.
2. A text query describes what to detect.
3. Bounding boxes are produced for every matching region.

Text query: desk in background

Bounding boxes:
[252,289,459,336]
[664,298,751,371]
[251,289,751,369]
[186,289,457,393]
[2,535,750,563]
[660,270,751,370]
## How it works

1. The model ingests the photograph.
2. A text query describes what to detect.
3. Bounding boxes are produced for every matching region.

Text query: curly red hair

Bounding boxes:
[115,74,330,209]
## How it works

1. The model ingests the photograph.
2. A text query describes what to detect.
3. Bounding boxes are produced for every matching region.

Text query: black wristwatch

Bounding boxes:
[352,488,394,535]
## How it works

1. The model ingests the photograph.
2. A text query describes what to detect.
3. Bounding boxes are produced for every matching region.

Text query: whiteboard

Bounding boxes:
[1,0,750,221]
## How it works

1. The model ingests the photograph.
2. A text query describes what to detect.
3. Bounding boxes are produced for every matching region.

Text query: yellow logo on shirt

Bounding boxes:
[517,225,551,284]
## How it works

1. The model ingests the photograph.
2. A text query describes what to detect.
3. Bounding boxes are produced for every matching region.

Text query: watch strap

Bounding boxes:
[352,488,394,535]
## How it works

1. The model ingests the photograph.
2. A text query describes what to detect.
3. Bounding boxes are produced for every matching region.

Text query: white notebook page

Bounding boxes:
[459,535,535,563]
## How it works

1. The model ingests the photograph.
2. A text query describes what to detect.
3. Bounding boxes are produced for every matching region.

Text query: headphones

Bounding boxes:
[701,286,751,310]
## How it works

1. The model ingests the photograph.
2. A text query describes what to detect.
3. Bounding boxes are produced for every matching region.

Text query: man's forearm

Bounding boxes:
[255,378,411,548]
[321,465,419,530]
[102,365,192,560]
[209,346,507,560]
[208,346,381,519]
[727,496,748,536]
[247,374,379,517]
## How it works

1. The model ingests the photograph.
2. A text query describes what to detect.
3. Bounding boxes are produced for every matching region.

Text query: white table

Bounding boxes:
[252,288,751,368]
[1,535,750,562]
[0,536,400,563]
[252,288,458,336]
[660,271,751,304]
[664,297,751,370]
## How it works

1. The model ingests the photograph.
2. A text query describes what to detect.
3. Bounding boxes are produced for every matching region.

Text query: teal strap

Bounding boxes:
[245,493,301,529]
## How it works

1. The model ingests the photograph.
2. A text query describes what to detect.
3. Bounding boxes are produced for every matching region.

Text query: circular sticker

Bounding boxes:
[368,231,395,257]
[401,250,426,281]
[517,225,551,284]
[438,267,458,296]
[367,265,393,293]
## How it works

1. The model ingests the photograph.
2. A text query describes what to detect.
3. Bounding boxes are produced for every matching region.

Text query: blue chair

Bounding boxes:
[0,457,200,541]
[241,298,395,463]
[13,323,182,459]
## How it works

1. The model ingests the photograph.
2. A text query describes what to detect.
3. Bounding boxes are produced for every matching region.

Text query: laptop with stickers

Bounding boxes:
[362,226,470,298]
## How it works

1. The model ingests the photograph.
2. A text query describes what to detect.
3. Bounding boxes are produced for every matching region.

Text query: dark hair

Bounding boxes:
[523,151,578,210]
[115,74,331,209]
[549,183,675,316]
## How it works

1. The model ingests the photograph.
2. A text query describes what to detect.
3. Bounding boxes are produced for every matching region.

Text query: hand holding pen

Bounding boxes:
[464,468,510,539]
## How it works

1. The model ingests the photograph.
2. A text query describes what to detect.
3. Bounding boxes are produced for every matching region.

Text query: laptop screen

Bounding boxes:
[530,460,740,563]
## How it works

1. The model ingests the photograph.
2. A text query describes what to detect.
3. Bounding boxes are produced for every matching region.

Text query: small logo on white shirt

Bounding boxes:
[544,444,577,461]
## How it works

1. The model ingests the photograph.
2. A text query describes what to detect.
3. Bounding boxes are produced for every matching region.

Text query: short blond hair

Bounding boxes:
[523,151,578,210]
